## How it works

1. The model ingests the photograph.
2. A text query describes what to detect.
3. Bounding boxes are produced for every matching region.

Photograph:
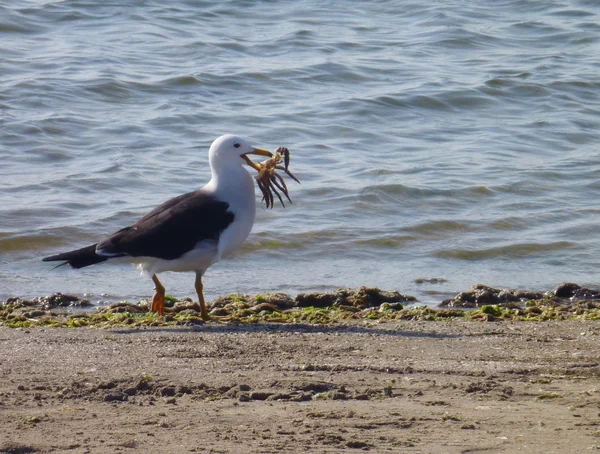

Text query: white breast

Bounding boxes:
[210,164,257,260]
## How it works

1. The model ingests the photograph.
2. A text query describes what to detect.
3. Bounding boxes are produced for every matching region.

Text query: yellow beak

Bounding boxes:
[241,147,272,171]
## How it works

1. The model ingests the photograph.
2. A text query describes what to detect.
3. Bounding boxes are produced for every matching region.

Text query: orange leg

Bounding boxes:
[195,273,209,321]
[151,274,165,316]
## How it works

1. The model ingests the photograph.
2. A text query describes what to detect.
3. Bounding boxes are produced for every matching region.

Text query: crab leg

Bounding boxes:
[257,177,274,208]
[269,178,287,207]
[275,165,300,184]
[270,174,292,204]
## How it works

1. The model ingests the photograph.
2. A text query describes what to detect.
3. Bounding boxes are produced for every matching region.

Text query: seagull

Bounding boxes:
[43,134,273,319]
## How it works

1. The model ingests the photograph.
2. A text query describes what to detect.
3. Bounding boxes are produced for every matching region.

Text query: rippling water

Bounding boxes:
[2,1,600,306]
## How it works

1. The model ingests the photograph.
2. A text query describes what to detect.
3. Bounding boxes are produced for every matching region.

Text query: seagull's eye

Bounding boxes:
[233,142,241,149]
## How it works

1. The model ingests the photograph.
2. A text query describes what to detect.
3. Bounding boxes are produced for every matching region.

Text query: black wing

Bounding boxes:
[97,190,234,260]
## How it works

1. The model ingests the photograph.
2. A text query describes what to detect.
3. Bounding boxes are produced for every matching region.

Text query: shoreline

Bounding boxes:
[1,282,599,329]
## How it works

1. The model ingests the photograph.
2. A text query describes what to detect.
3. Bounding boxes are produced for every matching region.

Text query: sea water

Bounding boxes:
[2,1,600,306]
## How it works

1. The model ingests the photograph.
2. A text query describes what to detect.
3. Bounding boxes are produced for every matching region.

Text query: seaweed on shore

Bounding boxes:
[440,283,600,308]
[1,283,599,328]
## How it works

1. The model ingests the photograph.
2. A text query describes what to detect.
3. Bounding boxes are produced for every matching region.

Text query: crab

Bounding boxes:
[242,146,300,208]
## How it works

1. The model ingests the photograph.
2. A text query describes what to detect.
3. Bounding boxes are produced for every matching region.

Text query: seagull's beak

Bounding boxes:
[241,147,272,171]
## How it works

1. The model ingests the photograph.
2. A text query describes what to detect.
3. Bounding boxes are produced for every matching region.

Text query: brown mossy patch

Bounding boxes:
[441,284,544,308]
[441,282,600,309]
[3,293,93,310]
[550,282,600,299]
[295,286,415,309]
[210,292,294,314]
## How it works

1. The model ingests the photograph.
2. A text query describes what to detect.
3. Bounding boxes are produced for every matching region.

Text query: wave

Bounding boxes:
[433,241,577,260]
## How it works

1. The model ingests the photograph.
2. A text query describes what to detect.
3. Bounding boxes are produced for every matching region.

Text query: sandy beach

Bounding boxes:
[1,319,599,453]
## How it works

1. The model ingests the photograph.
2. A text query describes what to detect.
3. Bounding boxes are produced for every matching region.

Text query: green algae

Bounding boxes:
[2,284,600,328]
[536,393,561,400]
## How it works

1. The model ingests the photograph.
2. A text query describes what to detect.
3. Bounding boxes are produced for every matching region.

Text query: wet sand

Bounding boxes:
[1,320,600,453]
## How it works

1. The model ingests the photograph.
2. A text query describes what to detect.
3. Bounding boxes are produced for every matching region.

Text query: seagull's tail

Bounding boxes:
[42,244,109,269]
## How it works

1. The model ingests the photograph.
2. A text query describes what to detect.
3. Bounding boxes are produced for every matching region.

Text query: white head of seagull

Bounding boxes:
[208,134,272,175]
[205,135,272,198]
